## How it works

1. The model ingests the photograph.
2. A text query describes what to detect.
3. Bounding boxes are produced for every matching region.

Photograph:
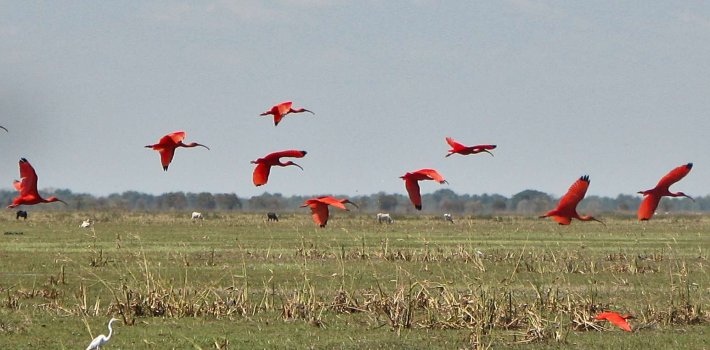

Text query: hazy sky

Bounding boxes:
[1,1,708,199]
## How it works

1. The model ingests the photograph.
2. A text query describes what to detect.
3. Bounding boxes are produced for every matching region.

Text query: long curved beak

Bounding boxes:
[303,109,314,115]
[592,217,606,227]
[58,199,68,205]
[483,149,494,157]
[441,180,449,184]
[292,163,304,171]
[0,126,7,132]
[684,194,695,202]
[197,143,210,150]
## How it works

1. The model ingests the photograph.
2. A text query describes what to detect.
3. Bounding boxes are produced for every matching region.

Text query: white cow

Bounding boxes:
[376,213,394,224]
[80,219,92,228]
[444,213,454,223]
[191,212,204,220]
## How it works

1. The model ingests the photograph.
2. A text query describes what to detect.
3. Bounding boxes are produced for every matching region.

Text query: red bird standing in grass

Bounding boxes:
[251,150,307,186]
[539,175,604,225]
[8,158,67,208]
[595,311,634,332]
[637,163,694,221]
[145,131,210,171]
[445,137,496,157]
[301,196,358,227]
[400,169,448,210]
[260,101,313,126]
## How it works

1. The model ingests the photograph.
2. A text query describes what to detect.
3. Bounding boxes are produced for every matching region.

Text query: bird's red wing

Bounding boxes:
[405,179,422,210]
[597,312,632,332]
[315,196,348,210]
[416,168,446,183]
[273,114,284,126]
[161,131,186,145]
[159,148,176,170]
[556,177,589,213]
[18,159,39,197]
[638,194,661,220]
[252,163,271,186]
[655,163,692,190]
[309,203,330,226]
[445,137,466,151]
[276,101,293,115]
[473,144,496,150]
[265,150,307,161]
[12,180,22,192]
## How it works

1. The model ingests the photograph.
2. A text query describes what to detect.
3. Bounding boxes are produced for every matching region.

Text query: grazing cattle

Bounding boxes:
[267,212,279,222]
[376,213,394,224]
[191,212,204,220]
[16,210,27,220]
[80,219,92,228]
[444,213,454,223]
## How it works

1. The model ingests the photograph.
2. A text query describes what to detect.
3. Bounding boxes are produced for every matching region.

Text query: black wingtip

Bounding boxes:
[686,163,693,169]
[19,157,28,163]
[580,175,590,182]
[415,205,422,210]
[301,150,308,155]
[163,166,168,171]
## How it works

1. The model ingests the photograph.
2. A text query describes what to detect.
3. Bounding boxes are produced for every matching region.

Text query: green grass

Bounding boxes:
[0,212,708,349]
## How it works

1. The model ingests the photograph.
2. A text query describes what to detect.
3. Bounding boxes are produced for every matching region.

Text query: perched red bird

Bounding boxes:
[301,196,358,227]
[539,175,604,225]
[445,137,496,157]
[8,158,67,208]
[595,311,634,332]
[260,101,313,126]
[400,169,448,210]
[251,150,307,186]
[145,131,209,171]
[637,163,694,221]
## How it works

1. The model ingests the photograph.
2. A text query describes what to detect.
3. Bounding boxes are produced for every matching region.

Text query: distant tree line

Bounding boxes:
[2,188,708,215]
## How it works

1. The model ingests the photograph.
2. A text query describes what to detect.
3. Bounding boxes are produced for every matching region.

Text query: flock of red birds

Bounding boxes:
[2,100,695,229]
[4,101,693,332]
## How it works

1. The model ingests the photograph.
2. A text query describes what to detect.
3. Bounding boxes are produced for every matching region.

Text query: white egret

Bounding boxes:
[86,317,120,350]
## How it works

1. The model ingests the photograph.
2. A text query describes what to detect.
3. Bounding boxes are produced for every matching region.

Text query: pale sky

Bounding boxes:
[1,1,708,199]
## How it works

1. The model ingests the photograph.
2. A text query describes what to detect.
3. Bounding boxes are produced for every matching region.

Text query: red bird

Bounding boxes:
[445,137,496,157]
[8,158,67,208]
[301,196,358,227]
[251,150,307,186]
[145,131,209,171]
[260,101,313,126]
[637,163,694,221]
[595,311,634,332]
[539,175,604,225]
[400,169,448,210]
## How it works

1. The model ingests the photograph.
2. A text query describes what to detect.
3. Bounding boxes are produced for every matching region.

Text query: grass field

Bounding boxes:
[0,212,708,349]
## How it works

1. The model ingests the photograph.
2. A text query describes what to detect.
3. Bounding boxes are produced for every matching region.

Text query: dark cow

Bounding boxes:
[267,212,279,222]
[16,210,27,220]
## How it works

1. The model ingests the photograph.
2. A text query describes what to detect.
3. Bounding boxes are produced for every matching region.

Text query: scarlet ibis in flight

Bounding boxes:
[145,131,209,171]
[301,196,358,227]
[594,311,634,332]
[637,163,694,221]
[539,175,604,225]
[400,169,448,210]
[445,137,496,157]
[8,158,67,208]
[251,150,307,186]
[0,126,7,132]
[260,101,313,126]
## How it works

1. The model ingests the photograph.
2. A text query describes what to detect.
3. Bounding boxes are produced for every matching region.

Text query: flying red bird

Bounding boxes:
[145,131,209,171]
[400,169,448,210]
[301,196,358,227]
[251,150,307,186]
[8,158,67,208]
[637,163,694,221]
[445,137,496,157]
[260,101,313,126]
[539,175,604,225]
[595,311,634,332]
